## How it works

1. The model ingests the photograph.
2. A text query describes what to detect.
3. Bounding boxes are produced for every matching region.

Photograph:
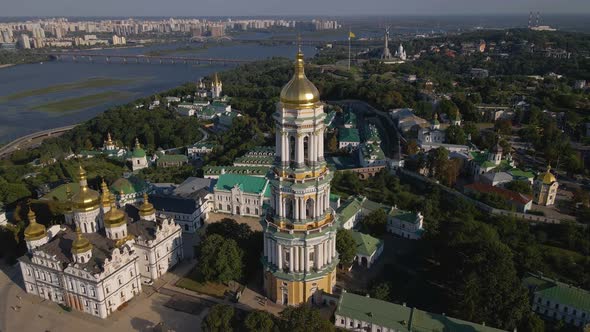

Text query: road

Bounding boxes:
[0,124,78,159]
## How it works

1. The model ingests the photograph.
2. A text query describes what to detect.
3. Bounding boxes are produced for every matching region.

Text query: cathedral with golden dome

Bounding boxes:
[262,47,338,305]
[18,165,183,318]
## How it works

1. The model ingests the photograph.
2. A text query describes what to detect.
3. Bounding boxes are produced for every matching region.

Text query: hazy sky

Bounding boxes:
[2,0,590,17]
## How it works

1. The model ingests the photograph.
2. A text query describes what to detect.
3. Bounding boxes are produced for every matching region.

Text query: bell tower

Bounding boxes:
[262,46,338,306]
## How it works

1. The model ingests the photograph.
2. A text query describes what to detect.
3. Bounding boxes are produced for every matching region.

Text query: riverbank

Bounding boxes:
[0,64,14,69]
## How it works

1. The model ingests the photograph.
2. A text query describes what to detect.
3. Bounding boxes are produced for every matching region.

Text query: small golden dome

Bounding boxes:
[100,178,111,207]
[105,132,113,145]
[71,226,92,254]
[541,165,557,185]
[24,207,47,241]
[279,49,320,109]
[104,201,126,228]
[71,165,100,212]
[139,192,155,217]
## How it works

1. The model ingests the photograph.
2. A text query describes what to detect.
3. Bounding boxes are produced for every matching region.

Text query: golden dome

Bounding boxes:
[71,165,100,212]
[71,226,92,254]
[100,178,111,207]
[139,192,155,217]
[541,165,557,185]
[105,132,113,145]
[104,201,126,228]
[279,49,320,109]
[24,207,47,241]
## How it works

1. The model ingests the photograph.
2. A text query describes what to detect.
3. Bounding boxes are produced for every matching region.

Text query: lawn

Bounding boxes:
[175,268,231,299]
[0,77,136,102]
[32,91,133,113]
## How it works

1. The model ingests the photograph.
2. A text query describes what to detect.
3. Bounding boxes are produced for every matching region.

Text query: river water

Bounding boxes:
[0,41,317,143]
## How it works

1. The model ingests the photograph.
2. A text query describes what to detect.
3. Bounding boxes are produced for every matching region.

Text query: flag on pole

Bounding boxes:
[349,31,356,39]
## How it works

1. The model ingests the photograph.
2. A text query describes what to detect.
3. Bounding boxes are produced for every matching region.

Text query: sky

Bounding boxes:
[2,0,590,17]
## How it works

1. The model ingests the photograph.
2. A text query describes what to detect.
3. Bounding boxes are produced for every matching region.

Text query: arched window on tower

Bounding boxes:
[306,198,314,219]
[289,135,296,164]
[303,136,309,165]
[285,198,294,219]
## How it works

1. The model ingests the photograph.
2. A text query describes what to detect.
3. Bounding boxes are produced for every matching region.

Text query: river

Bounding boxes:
[0,41,317,143]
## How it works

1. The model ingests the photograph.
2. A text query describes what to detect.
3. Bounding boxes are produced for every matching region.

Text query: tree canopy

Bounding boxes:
[198,234,243,283]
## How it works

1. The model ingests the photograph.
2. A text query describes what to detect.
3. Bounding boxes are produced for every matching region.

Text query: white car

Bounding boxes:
[143,279,154,285]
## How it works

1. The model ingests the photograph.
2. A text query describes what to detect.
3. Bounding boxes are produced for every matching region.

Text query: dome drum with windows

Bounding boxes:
[71,165,100,212]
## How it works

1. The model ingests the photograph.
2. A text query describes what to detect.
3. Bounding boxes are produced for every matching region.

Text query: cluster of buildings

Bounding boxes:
[18,165,183,318]
[0,17,340,49]
[335,108,390,179]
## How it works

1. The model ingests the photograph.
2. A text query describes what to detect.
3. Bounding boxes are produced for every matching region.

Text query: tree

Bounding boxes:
[327,134,338,153]
[370,281,391,301]
[445,125,466,145]
[202,304,234,332]
[406,140,419,155]
[360,209,387,237]
[279,305,334,332]
[433,218,531,330]
[564,153,583,176]
[505,180,532,195]
[244,310,275,332]
[336,229,356,267]
[199,234,243,283]
[438,99,459,117]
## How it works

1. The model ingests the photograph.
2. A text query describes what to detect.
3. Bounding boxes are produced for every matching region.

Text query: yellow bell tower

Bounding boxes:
[262,46,338,306]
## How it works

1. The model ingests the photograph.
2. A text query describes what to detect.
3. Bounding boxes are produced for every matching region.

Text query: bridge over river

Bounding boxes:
[39,52,255,65]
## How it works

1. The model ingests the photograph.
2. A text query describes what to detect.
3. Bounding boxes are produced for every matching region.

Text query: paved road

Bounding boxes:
[0,124,78,159]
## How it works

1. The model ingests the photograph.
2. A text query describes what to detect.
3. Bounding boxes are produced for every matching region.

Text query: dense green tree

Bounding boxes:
[370,281,391,301]
[433,218,530,330]
[360,209,388,237]
[504,180,532,195]
[244,310,275,332]
[445,125,466,145]
[279,305,334,332]
[198,234,243,283]
[202,304,234,332]
[204,219,262,280]
[336,229,357,267]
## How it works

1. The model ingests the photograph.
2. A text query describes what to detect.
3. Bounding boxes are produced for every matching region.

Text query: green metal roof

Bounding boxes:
[111,176,149,194]
[411,308,505,332]
[204,166,269,176]
[132,146,146,158]
[523,273,590,312]
[214,174,269,195]
[336,292,412,331]
[330,193,340,202]
[43,183,80,202]
[389,209,419,224]
[339,128,360,143]
[233,155,274,166]
[351,231,383,256]
[336,292,506,332]
[336,196,363,221]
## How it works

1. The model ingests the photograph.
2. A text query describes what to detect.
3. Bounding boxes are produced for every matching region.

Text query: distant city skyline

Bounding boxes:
[2,0,590,17]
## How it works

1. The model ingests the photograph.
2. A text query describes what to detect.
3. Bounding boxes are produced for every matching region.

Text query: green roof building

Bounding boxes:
[388,208,424,240]
[523,273,590,327]
[339,128,361,149]
[213,174,270,217]
[351,231,383,268]
[335,292,506,332]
